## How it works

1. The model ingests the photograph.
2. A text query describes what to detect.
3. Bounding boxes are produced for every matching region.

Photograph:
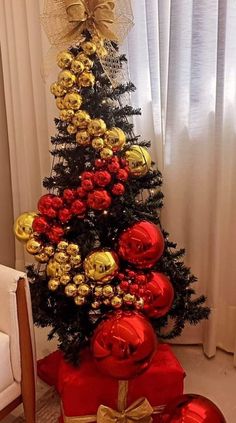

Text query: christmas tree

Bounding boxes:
[14,0,210,369]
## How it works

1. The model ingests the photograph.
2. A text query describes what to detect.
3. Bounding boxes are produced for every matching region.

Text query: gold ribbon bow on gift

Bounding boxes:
[97,397,154,423]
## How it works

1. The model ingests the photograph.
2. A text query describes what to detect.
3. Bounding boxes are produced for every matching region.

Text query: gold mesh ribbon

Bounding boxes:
[41,0,134,84]
[62,381,166,422]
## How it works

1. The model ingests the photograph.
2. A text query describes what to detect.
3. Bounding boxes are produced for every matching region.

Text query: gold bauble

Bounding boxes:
[74,296,86,306]
[64,93,82,110]
[84,250,119,283]
[88,119,106,137]
[104,128,126,151]
[111,296,123,309]
[125,145,152,177]
[44,246,55,257]
[14,212,37,243]
[50,82,66,97]
[57,241,69,251]
[76,53,93,70]
[78,71,95,88]
[54,252,69,264]
[135,298,144,310]
[82,41,97,56]
[123,293,136,304]
[71,59,85,74]
[91,300,101,309]
[65,283,77,297]
[102,285,114,298]
[60,109,75,122]
[57,51,73,69]
[94,286,103,297]
[61,263,72,273]
[67,243,80,256]
[92,137,104,150]
[100,148,113,160]
[58,70,76,88]
[116,286,124,295]
[77,283,90,297]
[96,46,108,58]
[72,110,91,128]
[67,124,77,135]
[60,274,71,285]
[76,130,91,146]
[56,97,65,110]
[73,274,85,285]
[46,259,63,278]
[34,252,49,263]
[26,237,42,255]
[70,254,82,267]
[48,278,60,291]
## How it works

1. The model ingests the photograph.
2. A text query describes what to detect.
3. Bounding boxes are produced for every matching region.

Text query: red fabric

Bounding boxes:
[37,350,63,387]
[58,344,185,423]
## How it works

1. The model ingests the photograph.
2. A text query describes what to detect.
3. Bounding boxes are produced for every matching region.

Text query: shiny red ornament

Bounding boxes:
[48,225,64,243]
[118,221,165,269]
[81,179,94,191]
[95,159,106,168]
[43,207,57,219]
[161,394,226,423]
[112,183,125,196]
[94,171,112,187]
[81,171,94,180]
[32,216,49,233]
[120,280,129,292]
[38,194,55,213]
[135,274,147,285]
[63,189,75,202]
[108,161,120,173]
[76,187,87,198]
[71,199,86,215]
[144,272,174,318]
[51,196,64,209]
[92,311,157,379]
[117,168,129,181]
[58,208,72,223]
[87,190,111,210]
[129,284,139,294]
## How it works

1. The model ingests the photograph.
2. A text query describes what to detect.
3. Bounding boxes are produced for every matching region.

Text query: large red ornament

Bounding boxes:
[81,179,94,191]
[63,189,75,202]
[94,171,111,187]
[71,200,86,215]
[144,272,174,318]
[112,183,125,196]
[58,208,72,223]
[161,394,226,423]
[92,311,157,379]
[32,216,49,233]
[37,194,55,213]
[43,207,57,219]
[87,190,111,210]
[118,221,165,269]
[48,225,64,243]
[51,196,63,209]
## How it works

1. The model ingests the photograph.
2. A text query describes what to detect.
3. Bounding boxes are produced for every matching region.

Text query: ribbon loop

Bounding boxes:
[97,397,154,423]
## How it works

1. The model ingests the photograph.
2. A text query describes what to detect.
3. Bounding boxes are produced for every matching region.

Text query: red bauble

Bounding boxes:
[144,272,174,318]
[58,208,72,223]
[161,394,226,423]
[135,274,147,285]
[76,187,87,198]
[38,194,55,213]
[71,200,86,215]
[43,207,57,219]
[81,179,94,191]
[92,311,157,379]
[108,161,120,173]
[51,196,64,209]
[119,280,129,292]
[94,171,112,187]
[87,190,112,210]
[117,168,129,181]
[112,183,125,196]
[32,216,49,233]
[95,159,106,168]
[81,171,94,180]
[63,189,75,202]
[118,221,165,269]
[48,226,64,243]
[129,283,139,294]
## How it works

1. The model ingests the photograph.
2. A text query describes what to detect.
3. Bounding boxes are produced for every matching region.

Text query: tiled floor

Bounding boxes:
[2,345,236,422]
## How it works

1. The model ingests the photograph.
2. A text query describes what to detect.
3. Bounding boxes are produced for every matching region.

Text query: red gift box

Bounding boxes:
[58,344,185,423]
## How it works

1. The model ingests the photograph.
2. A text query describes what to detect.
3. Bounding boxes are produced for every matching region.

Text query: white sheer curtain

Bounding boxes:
[127,0,236,362]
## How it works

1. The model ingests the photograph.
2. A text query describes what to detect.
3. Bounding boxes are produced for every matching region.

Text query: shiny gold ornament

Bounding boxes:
[70,254,82,267]
[50,82,66,97]
[71,59,85,74]
[14,212,37,243]
[104,128,126,151]
[94,286,103,297]
[111,296,123,309]
[60,109,75,121]
[125,145,152,177]
[84,250,119,283]
[100,147,113,159]
[123,293,136,304]
[72,110,91,128]
[96,45,108,58]
[56,97,65,110]
[67,124,77,135]
[60,275,71,286]
[92,137,104,150]
[34,252,49,263]
[91,300,101,309]
[26,237,42,255]
[44,245,55,257]
[102,285,114,298]
[82,41,97,55]
[64,93,82,110]
[65,283,77,297]
[74,296,86,306]
[67,243,80,256]
[88,119,106,137]
[77,283,90,297]
[61,263,72,273]
[78,71,95,88]
[54,252,69,264]
[103,298,111,306]
[76,53,93,70]
[57,51,73,69]
[135,297,144,310]
[57,241,69,251]
[116,286,124,295]
[46,259,63,278]
[76,130,91,146]
[48,278,60,291]
[73,274,85,285]
[58,70,76,88]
